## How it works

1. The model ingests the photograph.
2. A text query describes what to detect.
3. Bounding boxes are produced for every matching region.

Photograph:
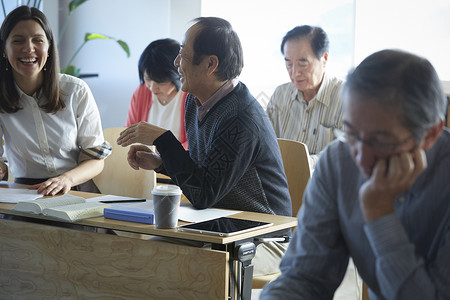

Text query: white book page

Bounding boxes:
[43,202,111,221]
[0,188,41,203]
[13,194,86,214]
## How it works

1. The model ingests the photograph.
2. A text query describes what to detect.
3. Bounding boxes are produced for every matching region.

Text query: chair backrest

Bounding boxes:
[93,127,156,199]
[277,138,312,217]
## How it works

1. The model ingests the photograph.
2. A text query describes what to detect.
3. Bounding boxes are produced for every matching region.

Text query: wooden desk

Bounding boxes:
[0,184,297,299]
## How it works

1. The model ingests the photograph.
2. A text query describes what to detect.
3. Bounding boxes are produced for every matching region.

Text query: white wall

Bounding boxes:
[45,0,200,129]
[170,0,201,42]
[354,0,450,83]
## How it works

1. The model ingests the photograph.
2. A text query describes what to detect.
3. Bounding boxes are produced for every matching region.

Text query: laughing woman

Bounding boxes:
[0,6,111,195]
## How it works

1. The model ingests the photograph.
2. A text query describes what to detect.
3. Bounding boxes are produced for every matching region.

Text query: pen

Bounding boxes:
[100,199,146,203]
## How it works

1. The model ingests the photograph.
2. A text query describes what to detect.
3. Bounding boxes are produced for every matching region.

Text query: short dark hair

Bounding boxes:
[343,49,446,142]
[138,38,181,91]
[0,5,63,113]
[191,17,243,81]
[280,25,329,59]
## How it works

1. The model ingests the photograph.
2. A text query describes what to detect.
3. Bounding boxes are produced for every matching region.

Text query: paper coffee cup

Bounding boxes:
[152,185,182,229]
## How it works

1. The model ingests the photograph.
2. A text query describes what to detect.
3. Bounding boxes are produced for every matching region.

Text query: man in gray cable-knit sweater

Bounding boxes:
[118,17,291,276]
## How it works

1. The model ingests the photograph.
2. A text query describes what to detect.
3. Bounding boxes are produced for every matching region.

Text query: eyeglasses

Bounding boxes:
[333,128,415,155]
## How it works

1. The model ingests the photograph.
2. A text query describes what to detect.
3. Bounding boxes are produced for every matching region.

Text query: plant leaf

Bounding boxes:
[68,0,89,15]
[84,33,130,57]
[117,40,130,57]
[84,33,111,41]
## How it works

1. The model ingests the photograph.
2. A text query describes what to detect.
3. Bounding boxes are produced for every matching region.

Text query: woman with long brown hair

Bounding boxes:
[0,6,111,195]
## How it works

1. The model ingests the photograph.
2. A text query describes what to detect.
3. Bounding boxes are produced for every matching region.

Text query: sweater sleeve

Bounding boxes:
[154,114,261,209]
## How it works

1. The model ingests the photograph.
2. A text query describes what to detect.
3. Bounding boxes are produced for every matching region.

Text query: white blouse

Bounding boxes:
[0,74,109,179]
[148,90,184,141]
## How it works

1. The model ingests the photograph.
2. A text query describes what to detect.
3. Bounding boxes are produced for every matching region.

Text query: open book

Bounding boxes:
[12,194,110,222]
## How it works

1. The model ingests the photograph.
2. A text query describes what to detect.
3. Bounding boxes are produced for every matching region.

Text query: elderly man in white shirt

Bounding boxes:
[267,25,343,167]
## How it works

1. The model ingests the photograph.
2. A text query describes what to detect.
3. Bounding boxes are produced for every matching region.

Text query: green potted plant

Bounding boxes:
[60,32,130,77]
[59,0,130,77]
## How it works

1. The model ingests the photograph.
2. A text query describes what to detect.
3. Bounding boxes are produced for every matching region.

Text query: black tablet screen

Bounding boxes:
[178,217,272,235]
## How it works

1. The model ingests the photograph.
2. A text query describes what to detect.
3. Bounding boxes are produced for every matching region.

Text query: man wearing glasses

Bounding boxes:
[261,49,450,299]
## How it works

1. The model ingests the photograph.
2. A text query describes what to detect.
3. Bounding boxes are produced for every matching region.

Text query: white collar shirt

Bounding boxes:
[0,74,108,179]
[148,90,184,140]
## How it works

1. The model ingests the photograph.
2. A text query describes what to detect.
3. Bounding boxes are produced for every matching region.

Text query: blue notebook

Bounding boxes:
[104,206,154,224]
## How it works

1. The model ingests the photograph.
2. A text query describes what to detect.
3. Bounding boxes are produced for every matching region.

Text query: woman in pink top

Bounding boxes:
[126,39,188,149]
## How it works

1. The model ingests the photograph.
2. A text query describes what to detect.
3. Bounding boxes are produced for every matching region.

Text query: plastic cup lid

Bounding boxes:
[152,184,182,196]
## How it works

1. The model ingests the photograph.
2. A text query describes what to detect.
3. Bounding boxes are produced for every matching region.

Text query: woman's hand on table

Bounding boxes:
[28,175,73,196]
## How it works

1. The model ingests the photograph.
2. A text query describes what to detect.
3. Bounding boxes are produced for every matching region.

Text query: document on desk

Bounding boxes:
[178,202,241,223]
[0,188,41,203]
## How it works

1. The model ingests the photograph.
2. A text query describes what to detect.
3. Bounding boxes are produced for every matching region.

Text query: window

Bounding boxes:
[201,0,450,105]
[201,0,355,107]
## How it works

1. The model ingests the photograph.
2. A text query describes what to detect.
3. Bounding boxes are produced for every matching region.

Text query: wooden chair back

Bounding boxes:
[93,127,156,198]
[252,139,312,289]
[277,138,312,217]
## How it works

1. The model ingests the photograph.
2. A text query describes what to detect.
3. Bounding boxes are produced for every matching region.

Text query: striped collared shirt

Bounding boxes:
[266,73,344,166]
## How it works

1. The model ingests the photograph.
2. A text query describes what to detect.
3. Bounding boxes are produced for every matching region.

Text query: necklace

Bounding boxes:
[158,90,178,106]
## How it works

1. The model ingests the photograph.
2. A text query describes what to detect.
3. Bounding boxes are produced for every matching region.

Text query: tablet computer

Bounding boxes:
[177,217,273,236]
